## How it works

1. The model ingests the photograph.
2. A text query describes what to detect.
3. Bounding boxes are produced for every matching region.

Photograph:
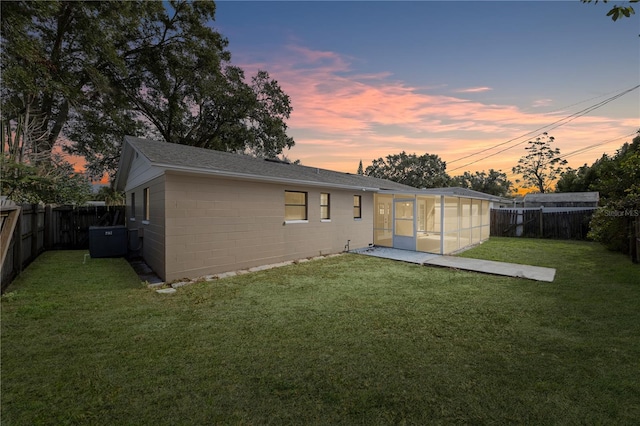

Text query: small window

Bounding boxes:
[353,195,362,219]
[143,187,150,222]
[285,191,307,221]
[130,192,136,220]
[321,193,330,220]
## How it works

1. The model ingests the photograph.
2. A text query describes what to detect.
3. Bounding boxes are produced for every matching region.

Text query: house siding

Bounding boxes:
[126,175,166,279]
[163,173,373,281]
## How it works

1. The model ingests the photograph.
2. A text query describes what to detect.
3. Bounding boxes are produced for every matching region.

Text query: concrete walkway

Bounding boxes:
[353,247,555,282]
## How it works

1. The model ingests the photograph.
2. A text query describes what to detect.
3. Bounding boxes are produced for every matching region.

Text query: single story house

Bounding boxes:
[115,137,497,281]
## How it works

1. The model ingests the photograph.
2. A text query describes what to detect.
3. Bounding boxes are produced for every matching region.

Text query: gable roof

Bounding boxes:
[115,136,416,192]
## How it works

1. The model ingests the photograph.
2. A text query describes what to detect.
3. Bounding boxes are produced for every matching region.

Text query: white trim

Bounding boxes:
[285,220,309,225]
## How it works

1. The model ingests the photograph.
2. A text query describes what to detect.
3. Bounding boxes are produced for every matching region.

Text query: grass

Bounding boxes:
[2,238,639,425]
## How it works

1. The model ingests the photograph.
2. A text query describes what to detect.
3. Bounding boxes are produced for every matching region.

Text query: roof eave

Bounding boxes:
[158,163,384,192]
[377,188,501,201]
[114,137,137,191]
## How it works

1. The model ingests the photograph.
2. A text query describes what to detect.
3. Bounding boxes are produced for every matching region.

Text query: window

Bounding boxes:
[320,193,330,220]
[285,191,307,221]
[130,192,136,220]
[353,195,362,219]
[143,187,150,222]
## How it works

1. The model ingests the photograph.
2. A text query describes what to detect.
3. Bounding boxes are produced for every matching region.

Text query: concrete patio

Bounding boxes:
[353,246,556,282]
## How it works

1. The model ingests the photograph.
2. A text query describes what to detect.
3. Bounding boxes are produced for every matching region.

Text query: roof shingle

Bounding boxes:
[123,136,416,191]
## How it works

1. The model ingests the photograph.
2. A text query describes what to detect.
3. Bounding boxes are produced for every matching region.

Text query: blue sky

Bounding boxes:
[213,1,639,185]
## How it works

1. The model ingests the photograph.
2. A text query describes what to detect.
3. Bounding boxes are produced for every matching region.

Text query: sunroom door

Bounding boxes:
[393,199,416,250]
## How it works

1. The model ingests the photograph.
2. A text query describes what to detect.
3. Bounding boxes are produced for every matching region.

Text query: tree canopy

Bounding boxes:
[363,152,450,189]
[512,133,567,194]
[451,170,513,197]
[556,131,639,255]
[583,132,640,254]
[1,0,295,202]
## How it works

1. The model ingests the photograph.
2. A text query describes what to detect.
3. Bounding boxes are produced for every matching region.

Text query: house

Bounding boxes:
[523,192,599,209]
[115,137,496,281]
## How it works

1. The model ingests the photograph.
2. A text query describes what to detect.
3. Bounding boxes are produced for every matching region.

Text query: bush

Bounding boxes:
[588,207,630,253]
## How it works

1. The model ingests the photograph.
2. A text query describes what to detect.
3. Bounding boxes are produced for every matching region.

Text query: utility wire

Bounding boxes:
[499,132,636,183]
[557,132,637,162]
[447,84,639,173]
[448,84,639,166]
[535,84,640,116]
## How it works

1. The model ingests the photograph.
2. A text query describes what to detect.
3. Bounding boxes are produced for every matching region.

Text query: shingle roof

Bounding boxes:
[121,136,416,191]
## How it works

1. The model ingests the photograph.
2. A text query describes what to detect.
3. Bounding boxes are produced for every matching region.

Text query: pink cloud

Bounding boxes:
[532,98,554,108]
[235,45,639,178]
[455,86,493,93]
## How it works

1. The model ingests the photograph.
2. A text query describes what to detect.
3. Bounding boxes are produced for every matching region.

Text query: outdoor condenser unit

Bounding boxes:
[89,225,128,258]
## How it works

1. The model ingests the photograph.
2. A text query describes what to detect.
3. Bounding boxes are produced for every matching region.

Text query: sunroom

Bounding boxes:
[373,188,496,255]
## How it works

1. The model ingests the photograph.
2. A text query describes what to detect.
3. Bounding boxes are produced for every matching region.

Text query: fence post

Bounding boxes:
[539,207,544,238]
[635,217,640,264]
[631,216,639,264]
[14,205,24,275]
[31,203,39,259]
[44,205,53,250]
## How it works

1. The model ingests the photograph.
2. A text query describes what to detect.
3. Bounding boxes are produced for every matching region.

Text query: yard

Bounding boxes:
[2,237,639,424]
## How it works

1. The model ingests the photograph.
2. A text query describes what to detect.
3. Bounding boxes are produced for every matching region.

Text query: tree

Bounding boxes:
[1,0,295,188]
[364,152,450,189]
[582,0,638,21]
[90,185,126,206]
[588,133,640,255]
[451,169,513,197]
[357,160,363,175]
[0,154,92,204]
[555,158,608,193]
[512,133,567,193]
[555,131,640,257]
[556,165,590,193]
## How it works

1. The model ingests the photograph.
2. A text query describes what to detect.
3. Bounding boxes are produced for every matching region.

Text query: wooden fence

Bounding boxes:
[490,208,595,240]
[1,204,125,292]
[633,217,640,264]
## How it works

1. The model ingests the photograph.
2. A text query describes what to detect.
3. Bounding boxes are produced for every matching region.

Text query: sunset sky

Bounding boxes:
[214,1,639,184]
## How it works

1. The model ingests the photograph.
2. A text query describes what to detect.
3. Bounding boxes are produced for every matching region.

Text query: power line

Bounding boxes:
[535,84,640,116]
[446,85,639,173]
[448,84,639,167]
[499,132,636,182]
[558,132,637,162]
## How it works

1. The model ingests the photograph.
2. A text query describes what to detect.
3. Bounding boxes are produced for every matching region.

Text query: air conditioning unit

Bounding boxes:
[89,226,128,258]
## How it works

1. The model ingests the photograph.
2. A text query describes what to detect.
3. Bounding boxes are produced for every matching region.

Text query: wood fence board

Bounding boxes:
[491,208,595,240]
[1,204,125,292]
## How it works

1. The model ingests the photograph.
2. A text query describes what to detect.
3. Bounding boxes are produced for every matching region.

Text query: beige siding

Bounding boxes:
[163,173,373,281]
[126,175,166,279]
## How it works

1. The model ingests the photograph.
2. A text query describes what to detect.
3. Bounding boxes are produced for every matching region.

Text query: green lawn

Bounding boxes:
[2,238,639,424]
